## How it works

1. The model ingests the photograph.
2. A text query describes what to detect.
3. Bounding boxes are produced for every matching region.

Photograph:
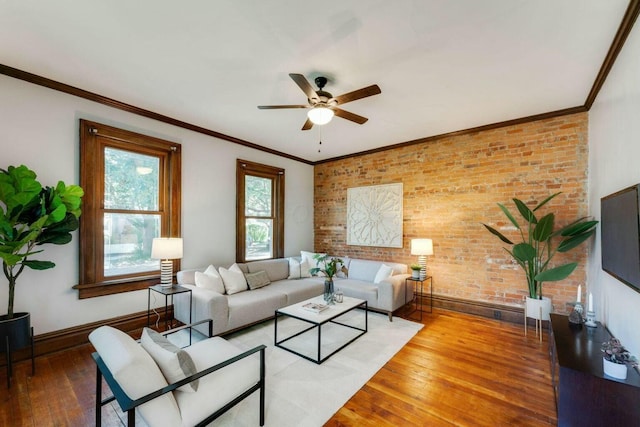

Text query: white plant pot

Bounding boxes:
[525,296,552,321]
[603,358,628,380]
[412,270,420,279]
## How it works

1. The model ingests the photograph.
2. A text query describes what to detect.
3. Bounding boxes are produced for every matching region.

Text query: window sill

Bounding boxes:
[74,276,172,299]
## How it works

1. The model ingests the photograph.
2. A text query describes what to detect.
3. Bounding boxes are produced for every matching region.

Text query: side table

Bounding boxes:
[404,276,433,321]
[147,284,192,333]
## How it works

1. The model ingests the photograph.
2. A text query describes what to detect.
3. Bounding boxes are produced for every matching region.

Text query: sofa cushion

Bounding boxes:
[88,326,181,426]
[334,279,379,307]
[267,278,325,304]
[226,288,287,330]
[140,327,198,392]
[178,337,261,427]
[245,270,271,290]
[219,264,248,295]
[348,259,407,282]
[246,258,290,281]
[287,257,312,279]
[194,265,225,294]
[301,250,326,276]
[332,256,350,278]
[374,264,394,284]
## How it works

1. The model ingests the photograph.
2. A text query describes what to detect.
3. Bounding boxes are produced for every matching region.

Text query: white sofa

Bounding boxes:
[174,257,410,336]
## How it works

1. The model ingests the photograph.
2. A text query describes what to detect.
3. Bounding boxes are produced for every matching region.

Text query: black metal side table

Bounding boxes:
[147,284,192,332]
[404,276,433,321]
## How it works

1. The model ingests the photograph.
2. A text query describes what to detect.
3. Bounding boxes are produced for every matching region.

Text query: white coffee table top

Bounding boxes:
[276,295,366,324]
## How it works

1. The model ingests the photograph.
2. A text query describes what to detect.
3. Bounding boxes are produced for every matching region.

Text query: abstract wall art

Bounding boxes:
[347,183,403,247]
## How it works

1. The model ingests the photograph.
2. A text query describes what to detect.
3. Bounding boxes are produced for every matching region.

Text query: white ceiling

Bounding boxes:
[0,1,631,162]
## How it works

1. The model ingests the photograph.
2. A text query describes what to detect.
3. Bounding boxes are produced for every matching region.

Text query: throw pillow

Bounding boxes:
[301,250,326,276]
[245,270,271,290]
[374,264,394,284]
[140,327,198,392]
[335,258,349,278]
[219,264,248,294]
[287,257,312,279]
[194,265,225,294]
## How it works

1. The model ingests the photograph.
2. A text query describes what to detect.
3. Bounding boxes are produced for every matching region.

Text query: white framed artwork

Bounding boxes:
[347,183,403,247]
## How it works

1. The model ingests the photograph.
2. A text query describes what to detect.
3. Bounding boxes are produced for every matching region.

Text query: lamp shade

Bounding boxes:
[307,106,334,125]
[411,238,433,256]
[151,237,183,260]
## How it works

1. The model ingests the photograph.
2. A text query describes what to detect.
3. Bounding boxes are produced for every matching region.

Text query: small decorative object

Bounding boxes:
[601,338,638,380]
[585,292,597,327]
[310,254,343,306]
[410,239,433,280]
[410,264,422,279]
[335,288,344,303]
[151,237,183,287]
[568,302,584,325]
[569,285,584,325]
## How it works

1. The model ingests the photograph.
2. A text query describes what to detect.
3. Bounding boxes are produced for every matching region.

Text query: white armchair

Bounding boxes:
[89,319,265,426]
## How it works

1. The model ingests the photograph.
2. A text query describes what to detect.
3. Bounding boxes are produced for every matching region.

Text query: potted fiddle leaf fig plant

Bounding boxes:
[482,192,598,320]
[0,165,83,360]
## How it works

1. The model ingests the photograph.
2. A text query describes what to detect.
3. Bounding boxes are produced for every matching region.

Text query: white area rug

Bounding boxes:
[117,311,422,426]
[207,311,423,427]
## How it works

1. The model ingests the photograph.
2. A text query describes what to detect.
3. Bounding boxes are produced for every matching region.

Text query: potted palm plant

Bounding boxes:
[482,192,598,320]
[0,165,83,362]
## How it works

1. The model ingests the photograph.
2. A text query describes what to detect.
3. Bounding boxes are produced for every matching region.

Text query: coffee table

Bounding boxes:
[274,295,368,364]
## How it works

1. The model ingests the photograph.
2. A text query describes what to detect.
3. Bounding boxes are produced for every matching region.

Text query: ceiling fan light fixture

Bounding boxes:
[307,105,334,125]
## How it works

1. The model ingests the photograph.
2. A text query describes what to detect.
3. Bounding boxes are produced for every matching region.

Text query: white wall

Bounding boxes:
[588,21,640,355]
[0,75,314,334]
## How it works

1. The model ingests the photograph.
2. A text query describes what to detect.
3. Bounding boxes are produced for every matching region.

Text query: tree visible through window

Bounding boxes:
[76,120,181,298]
[236,160,284,262]
[103,147,160,277]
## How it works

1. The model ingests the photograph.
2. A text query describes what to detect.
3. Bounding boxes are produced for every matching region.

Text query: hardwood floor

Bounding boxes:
[0,309,556,426]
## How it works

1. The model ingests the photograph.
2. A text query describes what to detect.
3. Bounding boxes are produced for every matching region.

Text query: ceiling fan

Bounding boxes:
[258,73,381,130]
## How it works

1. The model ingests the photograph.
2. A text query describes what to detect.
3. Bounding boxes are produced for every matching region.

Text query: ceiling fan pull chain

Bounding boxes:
[318,127,322,153]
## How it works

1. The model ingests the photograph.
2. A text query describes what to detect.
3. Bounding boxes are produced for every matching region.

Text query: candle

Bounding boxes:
[577,284,581,303]
[588,292,593,311]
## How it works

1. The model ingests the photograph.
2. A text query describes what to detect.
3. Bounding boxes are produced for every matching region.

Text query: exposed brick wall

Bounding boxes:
[314,112,590,314]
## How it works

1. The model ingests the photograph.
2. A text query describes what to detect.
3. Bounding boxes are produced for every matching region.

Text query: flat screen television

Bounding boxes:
[601,184,640,293]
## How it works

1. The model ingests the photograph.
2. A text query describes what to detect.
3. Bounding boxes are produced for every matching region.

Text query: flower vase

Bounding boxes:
[324,278,335,305]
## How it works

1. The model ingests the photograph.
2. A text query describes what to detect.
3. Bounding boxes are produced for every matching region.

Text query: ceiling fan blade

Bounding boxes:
[333,84,381,105]
[257,105,309,109]
[301,118,314,130]
[289,73,319,101]
[333,108,368,124]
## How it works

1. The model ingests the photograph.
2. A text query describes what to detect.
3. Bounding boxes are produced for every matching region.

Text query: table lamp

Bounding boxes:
[411,238,433,280]
[151,237,183,287]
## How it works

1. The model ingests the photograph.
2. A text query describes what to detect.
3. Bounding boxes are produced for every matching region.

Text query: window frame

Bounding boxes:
[236,159,284,262]
[75,120,181,298]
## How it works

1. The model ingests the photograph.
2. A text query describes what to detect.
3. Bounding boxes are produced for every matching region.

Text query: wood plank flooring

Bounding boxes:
[0,309,556,426]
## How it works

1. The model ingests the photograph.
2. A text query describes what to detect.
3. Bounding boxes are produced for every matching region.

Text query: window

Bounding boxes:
[236,159,284,262]
[76,120,181,298]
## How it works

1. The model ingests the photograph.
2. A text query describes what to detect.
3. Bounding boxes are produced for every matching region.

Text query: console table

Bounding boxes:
[549,314,640,426]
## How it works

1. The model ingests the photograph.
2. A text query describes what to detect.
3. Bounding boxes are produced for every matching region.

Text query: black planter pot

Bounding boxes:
[0,312,31,351]
[0,312,35,387]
